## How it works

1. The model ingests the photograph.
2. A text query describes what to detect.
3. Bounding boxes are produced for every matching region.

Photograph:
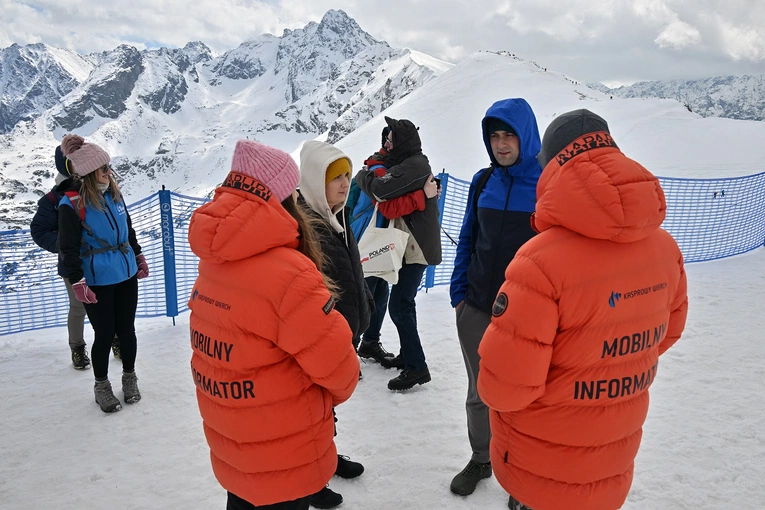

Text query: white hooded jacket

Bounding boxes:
[299,140,350,235]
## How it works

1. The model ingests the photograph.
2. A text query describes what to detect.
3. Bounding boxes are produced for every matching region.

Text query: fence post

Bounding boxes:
[159,187,178,318]
[424,171,450,289]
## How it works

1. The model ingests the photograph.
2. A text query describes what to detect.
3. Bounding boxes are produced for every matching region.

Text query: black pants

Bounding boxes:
[509,495,533,510]
[84,275,138,380]
[226,492,310,510]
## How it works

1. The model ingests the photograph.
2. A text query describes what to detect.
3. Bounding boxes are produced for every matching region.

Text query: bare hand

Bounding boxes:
[424,176,438,199]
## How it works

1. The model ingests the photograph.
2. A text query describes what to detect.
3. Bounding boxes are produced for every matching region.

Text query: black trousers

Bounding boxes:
[226,492,310,510]
[84,275,138,380]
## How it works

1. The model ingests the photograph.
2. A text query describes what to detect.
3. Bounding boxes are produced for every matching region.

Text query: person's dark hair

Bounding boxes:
[280,196,338,297]
[381,126,391,148]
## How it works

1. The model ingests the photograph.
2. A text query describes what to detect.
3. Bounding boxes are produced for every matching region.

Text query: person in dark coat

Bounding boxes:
[355,116,442,391]
[30,146,91,369]
[299,140,369,509]
[350,126,436,366]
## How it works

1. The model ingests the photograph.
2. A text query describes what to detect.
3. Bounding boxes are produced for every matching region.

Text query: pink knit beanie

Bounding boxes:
[61,134,110,177]
[230,140,300,202]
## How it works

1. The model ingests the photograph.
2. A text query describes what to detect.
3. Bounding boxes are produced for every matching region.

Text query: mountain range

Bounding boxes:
[1,9,763,231]
[590,75,765,121]
[0,10,451,229]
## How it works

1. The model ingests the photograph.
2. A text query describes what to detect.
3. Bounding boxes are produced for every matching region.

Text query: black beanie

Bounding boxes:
[536,109,617,169]
[54,145,70,177]
[381,126,391,147]
[486,118,516,136]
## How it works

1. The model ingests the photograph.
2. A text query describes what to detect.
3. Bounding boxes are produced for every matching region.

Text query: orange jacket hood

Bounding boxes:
[533,131,667,243]
[188,172,300,263]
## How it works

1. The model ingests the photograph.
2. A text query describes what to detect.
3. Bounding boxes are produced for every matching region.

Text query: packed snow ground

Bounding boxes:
[1,248,763,509]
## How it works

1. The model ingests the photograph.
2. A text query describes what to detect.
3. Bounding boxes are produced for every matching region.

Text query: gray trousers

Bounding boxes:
[455,302,492,464]
[63,277,87,348]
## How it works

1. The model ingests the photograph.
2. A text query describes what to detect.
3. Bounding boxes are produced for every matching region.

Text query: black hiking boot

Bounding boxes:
[111,337,121,360]
[357,340,394,364]
[388,367,431,391]
[450,460,492,496]
[71,345,91,370]
[310,485,343,509]
[508,495,533,509]
[335,455,364,479]
[379,353,405,370]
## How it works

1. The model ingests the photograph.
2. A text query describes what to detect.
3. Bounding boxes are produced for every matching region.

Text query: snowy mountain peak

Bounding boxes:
[0,43,94,133]
[0,11,452,229]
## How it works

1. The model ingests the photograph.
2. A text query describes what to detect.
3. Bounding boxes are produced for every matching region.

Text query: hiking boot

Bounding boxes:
[112,337,121,360]
[122,372,141,404]
[94,380,121,413]
[450,460,492,496]
[509,495,533,509]
[379,353,405,370]
[388,367,431,391]
[335,455,364,479]
[310,485,343,509]
[71,345,90,370]
[357,340,394,364]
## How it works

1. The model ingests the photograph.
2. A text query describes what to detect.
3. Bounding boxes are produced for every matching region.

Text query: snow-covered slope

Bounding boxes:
[334,51,765,183]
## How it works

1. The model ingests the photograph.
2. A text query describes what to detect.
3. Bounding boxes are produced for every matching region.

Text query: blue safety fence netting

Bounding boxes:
[1,171,763,336]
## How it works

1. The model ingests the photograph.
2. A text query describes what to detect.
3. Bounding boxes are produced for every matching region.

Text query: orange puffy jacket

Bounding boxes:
[188,174,359,506]
[477,134,688,510]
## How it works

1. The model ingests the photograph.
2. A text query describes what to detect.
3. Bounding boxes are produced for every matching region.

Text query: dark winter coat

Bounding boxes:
[30,178,75,277]
[309,206,372,340]
[298,141,372,341]
[355,116,442,266]
[450,98,543,315]
[58,179,141,285]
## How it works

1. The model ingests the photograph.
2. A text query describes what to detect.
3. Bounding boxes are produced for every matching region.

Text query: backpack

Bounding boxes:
[470,167,494,253]
[64,190,130,257]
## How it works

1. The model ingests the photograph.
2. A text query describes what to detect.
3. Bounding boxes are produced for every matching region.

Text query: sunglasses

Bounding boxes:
[98,165,113,175]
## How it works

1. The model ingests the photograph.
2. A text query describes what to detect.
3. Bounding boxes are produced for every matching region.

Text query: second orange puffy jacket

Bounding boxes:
[478,132,688,510]
[188,177,359,506]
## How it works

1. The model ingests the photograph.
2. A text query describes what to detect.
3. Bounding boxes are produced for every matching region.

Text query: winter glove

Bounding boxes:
[72,278,98,304]
[136,254,149,279]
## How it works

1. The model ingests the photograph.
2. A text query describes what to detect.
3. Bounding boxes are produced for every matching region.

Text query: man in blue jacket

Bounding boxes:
[448,98,542,497]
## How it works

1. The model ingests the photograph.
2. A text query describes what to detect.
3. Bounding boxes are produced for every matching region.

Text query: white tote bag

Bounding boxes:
[357,204,410,285]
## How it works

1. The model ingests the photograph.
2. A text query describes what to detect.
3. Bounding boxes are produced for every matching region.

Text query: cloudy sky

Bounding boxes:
[2,0,764,85]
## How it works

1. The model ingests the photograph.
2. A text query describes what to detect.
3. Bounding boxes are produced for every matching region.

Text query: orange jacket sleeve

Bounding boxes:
[277,269,359,406]
[478,254,558,413]
[659,254,688,355]
[378,190,426,219]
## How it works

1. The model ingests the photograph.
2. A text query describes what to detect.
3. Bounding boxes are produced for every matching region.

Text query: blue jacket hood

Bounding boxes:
[482,98,542,173]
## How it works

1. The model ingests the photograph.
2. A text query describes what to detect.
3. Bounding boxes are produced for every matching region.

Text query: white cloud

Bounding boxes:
[716,16,765,61]
[655,20,702,49]
[1,1,764,83]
